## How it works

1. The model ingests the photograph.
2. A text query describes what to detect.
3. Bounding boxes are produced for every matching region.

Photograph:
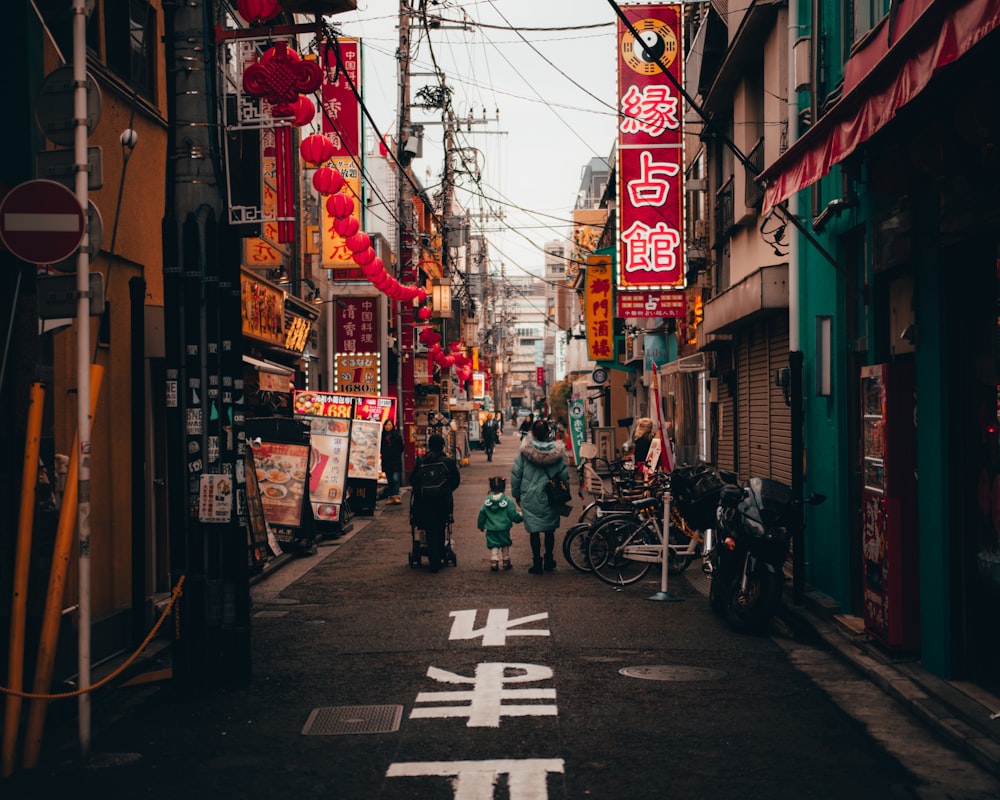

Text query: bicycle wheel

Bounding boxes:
[587,518,656,587]
[561,523,593,572]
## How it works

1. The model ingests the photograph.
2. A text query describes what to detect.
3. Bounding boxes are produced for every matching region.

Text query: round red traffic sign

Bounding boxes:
[0,179,85,265]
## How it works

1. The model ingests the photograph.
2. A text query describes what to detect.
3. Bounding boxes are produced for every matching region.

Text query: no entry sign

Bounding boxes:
[0,179,85,265]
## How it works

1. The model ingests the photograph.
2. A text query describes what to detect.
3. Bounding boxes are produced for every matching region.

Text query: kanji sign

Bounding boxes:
[616,290,686,318]
[334,297,379,352]
[334,353,380,394]
[617,5,685,290]
[585,255,614,361]
[0,179,85,265]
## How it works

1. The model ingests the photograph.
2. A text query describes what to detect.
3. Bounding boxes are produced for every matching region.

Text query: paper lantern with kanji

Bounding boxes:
[301,133,335,166]
[237,0,281,25]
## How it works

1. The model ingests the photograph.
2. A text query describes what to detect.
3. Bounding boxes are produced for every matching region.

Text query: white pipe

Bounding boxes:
[72,0,92,758]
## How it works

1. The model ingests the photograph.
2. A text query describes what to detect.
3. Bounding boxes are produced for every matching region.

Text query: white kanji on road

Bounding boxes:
[410,662,557,727]
[448,608,550,646]
[386,758,565,799]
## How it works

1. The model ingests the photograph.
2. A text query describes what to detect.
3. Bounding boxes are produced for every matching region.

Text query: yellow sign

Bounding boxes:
[244,140,282,266]
[585,255,613,361]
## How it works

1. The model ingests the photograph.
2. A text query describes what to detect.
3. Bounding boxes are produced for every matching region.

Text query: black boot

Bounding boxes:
[543,554,557,571]
[528,557,543,575]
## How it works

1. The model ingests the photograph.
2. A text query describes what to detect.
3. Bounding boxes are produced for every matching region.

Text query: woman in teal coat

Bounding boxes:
[512,419,570,574]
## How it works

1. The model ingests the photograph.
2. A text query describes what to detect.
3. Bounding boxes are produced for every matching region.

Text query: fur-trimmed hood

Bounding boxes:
[519,436,566,466]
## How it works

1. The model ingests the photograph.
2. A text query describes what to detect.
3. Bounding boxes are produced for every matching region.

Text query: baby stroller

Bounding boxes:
[408,494,458,568]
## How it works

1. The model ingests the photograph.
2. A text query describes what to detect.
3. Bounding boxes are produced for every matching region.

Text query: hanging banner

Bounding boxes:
[568,398,587,465]
[585,255,613,360]
[244,135,282,267]
[617,4,685,290]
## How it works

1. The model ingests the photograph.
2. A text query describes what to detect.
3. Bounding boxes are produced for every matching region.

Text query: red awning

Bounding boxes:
[760,0,1000,214]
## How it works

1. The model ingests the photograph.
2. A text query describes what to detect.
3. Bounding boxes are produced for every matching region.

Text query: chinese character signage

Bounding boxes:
[536,366,545,387]
[320,39,360,157]
[616,290,686,318]
[244,133,282,266]
[240,270,286,347]
[334,353,381,394]
[585,255,613,361]
[335,297,379,353]
[617,4,684,290]
[354,395,397,424]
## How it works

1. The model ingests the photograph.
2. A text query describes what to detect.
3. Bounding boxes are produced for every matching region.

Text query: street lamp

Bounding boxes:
[431,276,452,318]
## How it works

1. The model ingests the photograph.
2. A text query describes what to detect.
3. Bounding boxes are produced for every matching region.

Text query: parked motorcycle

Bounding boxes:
[706,476,825,633]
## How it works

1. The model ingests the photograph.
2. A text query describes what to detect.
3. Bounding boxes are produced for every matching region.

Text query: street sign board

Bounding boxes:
[35,66,102,146]
[0,180,85,265]
[37,272,105,319]
[36,146,104,191]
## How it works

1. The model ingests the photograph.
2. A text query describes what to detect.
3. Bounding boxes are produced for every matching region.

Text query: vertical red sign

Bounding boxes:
[617,4,684,289]
[320,39,360,157]
[334,297,380,353]
[536,367,545,387]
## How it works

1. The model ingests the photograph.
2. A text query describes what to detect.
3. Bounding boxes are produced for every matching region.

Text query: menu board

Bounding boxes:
[308,417,351,522]
[253,441,309,527]
[347,419,382,480]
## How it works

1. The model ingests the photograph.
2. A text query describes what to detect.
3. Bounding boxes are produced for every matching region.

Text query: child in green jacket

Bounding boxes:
[477,476,523,571]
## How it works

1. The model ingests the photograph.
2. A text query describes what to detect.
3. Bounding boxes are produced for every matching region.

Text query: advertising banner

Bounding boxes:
[240,270,285,347]
[320,38,360,156]
[536,366,545,387]
[244,136,282,267]
[568,398,587,465]
[354,395,397,424]
[585,255,613,360]
[617,4,685,290]
[472,371,486,399]
[307,417,351,522]
[252,441,309,527]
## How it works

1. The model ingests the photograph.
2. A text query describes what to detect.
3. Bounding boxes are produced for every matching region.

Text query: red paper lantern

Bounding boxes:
[419,329,441,345]
[417,306,432,321]
[448,341,462,352]
[416,287,427,303]
[237,0,281,25]
[333,215,359,238]
[353,246,375,265]
[361,261,381,278]
[292,95,314,126]
[313,167,345,195]
[300,133,335,166]
[345,232,370,253]
[329,192,354,219]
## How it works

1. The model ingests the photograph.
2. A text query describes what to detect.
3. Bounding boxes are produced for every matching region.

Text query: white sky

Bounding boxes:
[334,0,620,280]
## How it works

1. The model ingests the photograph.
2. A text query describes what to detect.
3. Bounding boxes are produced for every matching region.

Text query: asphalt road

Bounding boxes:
[5,434,1000,799]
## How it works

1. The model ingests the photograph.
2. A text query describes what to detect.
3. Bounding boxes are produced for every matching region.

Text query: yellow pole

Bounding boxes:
[22,364,103,770]
[2,382,45,777]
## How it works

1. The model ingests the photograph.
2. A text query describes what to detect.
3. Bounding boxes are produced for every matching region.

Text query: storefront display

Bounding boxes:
[347,418,382,515]
[308,417,351,524]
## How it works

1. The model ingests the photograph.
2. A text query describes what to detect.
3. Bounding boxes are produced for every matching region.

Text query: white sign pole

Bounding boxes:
[648,491,681,603]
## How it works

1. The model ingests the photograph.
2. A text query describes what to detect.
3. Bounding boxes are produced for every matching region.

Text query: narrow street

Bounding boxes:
[7,436,1000,799]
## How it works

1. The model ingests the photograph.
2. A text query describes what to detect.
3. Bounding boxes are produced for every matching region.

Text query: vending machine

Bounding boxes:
[860,362,920,650]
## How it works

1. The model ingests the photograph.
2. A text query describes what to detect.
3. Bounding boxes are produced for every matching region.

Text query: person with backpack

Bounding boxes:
[409,433,461,572]
[511,418,571,574]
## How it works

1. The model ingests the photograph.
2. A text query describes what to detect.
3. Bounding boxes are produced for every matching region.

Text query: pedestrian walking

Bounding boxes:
[477,476,522,571]
[409,433,461,572]
[381,419,405,504]
[518,414,533,440]
[481,414,498,461]
[511,418,571,574]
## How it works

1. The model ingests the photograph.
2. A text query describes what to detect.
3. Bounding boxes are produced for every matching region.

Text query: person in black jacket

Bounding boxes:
[409,434,461,572]
[381,420,405,504]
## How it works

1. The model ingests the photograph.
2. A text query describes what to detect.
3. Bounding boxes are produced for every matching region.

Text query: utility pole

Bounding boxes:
[397,0,417,473]
[163,0,249,689]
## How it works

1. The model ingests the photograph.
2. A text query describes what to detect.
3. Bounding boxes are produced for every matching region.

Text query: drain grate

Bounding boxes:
[301,705,403,735]
[619,665,726,681]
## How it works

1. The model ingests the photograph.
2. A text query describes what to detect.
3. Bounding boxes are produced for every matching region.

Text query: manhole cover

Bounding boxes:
[301,705,403,735]
[619,665,727,681]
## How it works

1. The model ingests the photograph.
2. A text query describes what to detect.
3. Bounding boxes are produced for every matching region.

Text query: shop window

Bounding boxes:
[850,0,890,47]
[103,0,157,101]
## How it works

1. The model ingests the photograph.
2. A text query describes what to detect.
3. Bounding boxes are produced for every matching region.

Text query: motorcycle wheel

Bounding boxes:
[667,525,693,576]
[722,568,780,634]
